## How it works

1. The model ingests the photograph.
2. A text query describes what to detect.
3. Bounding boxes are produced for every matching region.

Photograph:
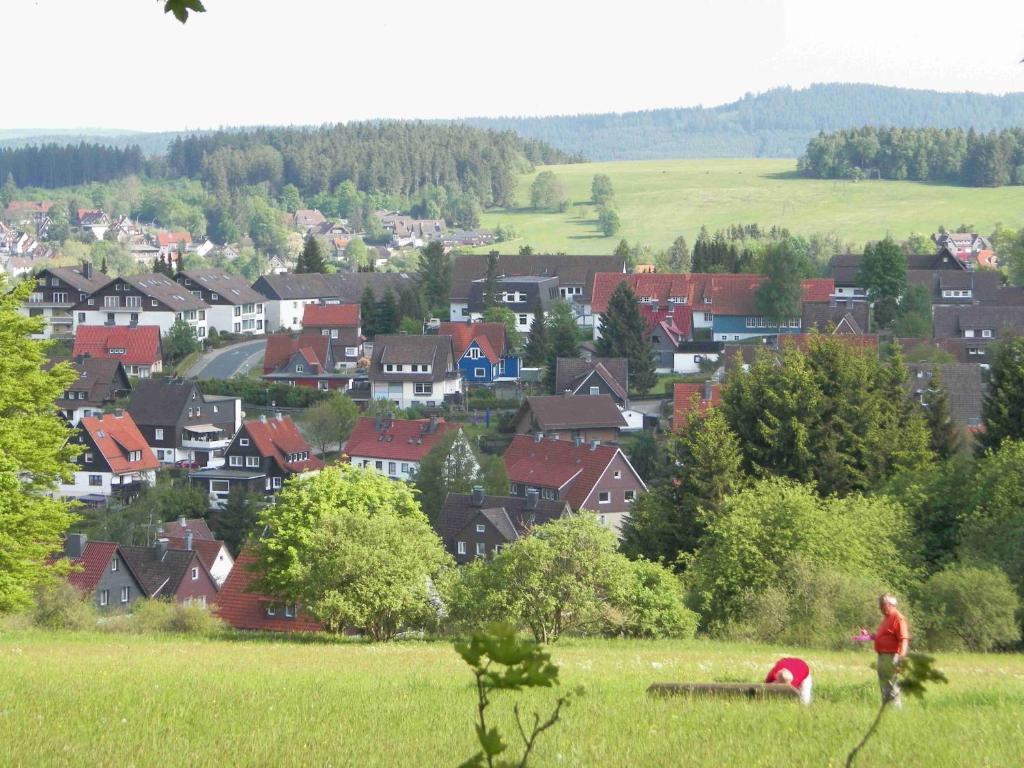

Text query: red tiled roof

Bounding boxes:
[641,305,692,338]
[244,415,324,473]
[64,540,119,592]
[344,417,459,462]
[159,518,215,540]
[503,435,633,510]
[302,303,360,328]
[162,536,228,575]
[672,383,722,430]
[5,200,54,215]
[73,325,162,366]
[81,413,160,474]
[438,322,507,361]
[263,334,330,374]
[214,550,322,633]
[156,231,193,247]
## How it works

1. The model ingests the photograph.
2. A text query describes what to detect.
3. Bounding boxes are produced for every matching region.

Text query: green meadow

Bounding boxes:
[1,631,1021,767]
[479,158,1024,255]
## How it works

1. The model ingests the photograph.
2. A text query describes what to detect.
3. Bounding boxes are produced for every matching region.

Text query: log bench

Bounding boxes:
[647,682,800,700]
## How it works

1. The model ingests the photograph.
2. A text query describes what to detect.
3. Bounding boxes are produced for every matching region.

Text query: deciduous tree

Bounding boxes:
[979,336,1024,451]
[858,237,907,328]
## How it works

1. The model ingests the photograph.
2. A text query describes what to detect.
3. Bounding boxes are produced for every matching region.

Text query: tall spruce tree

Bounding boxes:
[595,281,657,395]
[979,336,1024,451]
[543,300,580,391]
[922,369,962,459]
[375,288,397,335]
[666,235,690,272]
[396,286,425,326]
[360,285,377,339]
[755,241,803,327]
[858,237,907,328]
[418,240,451,316]
[522,298,550,366]
[296,236,326,274]
[481,250,501,310]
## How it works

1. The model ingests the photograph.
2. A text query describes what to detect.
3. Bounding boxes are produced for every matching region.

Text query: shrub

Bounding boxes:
[915,566,1021,652]
[615,559,698,639]
[32,582,95,631]
[119,599,225,637]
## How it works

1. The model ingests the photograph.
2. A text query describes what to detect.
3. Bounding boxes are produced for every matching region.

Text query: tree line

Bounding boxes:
[0,143,145,188]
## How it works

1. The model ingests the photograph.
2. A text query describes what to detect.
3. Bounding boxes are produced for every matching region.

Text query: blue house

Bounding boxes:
[440,322,520,384]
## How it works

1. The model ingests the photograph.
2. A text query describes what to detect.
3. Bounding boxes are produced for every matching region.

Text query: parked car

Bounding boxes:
[176,459,200,469]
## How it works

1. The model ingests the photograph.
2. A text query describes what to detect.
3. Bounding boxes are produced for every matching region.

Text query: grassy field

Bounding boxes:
[1,631,1022,767]
[478,158,1024,255]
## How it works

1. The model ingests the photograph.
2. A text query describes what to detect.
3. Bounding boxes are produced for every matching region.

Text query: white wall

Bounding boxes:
[672,352,718,375]
[349,455,419,482]
[371,376,463,409]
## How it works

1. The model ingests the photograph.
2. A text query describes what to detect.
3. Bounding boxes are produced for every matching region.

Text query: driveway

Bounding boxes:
[186,339,266,380]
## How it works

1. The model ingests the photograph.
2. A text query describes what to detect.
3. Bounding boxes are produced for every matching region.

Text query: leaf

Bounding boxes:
[475,725,507,757]
[457,754,486,768]
[164,0,206,24]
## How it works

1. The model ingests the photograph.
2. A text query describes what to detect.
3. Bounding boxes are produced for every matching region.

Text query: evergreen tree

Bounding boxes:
[100,255,107,274]
[375,288,397,335]
[859,237,907,328]
[414,429,492,522]
[360,285,377,339]
[922,369,962,460]
[543,300,580,391]
[0,172,15,208]
[755,241,803,327]
[296,236,326,274]
[666,235,690,272]
[418,240,451,316]
[481,250,501,310]
[396,286,425,326]
[979,336,1024,451]
[595,281,657,395]
[47,204,70,243]
[522,298,550,367]
[613,239,631,263]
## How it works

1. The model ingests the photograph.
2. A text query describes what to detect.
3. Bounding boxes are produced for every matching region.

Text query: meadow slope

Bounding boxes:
[1,631,1022,767]
[478,159,1024,255]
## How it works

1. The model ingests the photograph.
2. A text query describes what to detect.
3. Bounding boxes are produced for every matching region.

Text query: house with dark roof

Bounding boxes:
[22,263,110,339]
[435,487,571,564]
[262,333,357,391]
[801,299,871,335]
[57,534,146,611]
[292,209,327,231]
[462,276,560,335]
[120,539,219,606]
[438,321,520,384]
[155,516,234,586]
[933,305,1024,346]
[127,379,242,467]
[553,358,629,405]
[52,356,131,425]
[512,394,628,443]
[175,268,267,335]
[58,412,159,505]
[75,208,111,240]
[214,548,322,633]
[189,414,323,507]
[907,363,985,431]
[502,435,646,535]
[251,272,415,331]
[72,273,210,339]
[672,382,722,431]
[829,251,965,300]
[369,334,462,409]
[72,325,163,378]
[344,416,459,481]
[934,232,995,269]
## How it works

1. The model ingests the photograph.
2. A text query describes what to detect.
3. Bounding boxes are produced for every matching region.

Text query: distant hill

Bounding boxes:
[0,130,209,156]
[461,83,1024,160]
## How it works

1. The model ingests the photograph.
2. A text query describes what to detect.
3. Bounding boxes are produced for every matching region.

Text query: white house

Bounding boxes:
[368,334,463,409]
[71,273,210,339]
[175,268,266,335]
[343,416,459,482]
[57,412,159,504]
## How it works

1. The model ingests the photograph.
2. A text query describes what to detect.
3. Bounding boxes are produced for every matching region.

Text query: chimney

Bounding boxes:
[525,488,539,510]
[703,381,713,402]
[177,516,186,527]
[429,415,438,433]
[275,412,283,421]
[114,408,124,418]
[185,532,193,551]
[260,414,267,423]
[471,486,485,506]
[533,432,543,444]
[574,437,583,447]
[64,533,87,559]
[562,390,571,398]
[82,261,93,279]
[589,440,600,451]
[154,538,168,558]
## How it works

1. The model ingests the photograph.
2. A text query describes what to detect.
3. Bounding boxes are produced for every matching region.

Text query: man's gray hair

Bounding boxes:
[879,594,898,607]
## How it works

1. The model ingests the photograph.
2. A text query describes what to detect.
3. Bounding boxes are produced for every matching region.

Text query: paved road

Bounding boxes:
[187,339,266,380]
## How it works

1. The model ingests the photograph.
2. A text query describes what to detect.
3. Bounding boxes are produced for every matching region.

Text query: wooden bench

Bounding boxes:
[647,682,800,700]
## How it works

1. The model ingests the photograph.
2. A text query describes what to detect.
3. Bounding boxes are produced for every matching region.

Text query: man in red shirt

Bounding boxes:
[864,594,910,708]
[765,657,812,705]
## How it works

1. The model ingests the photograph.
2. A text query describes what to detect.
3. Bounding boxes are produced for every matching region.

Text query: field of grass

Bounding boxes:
[1,631,1022,767]
[478,159,1024,255]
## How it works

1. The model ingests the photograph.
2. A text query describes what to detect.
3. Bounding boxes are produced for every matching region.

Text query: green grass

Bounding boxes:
[479,158,1024,255]
[1,631,1022,767]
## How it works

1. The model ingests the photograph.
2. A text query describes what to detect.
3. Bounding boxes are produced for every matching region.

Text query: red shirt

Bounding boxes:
[765,657,810,688]
[874,610,910,654]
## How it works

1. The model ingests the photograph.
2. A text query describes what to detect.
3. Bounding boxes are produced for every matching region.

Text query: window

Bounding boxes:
[267,604,276,616]
[541,487,556,501]
[191,567,199,581]
[239,438,250,446]
[104,295,119,307]
[624,490,636,502]
[99,589,109,607]
[52,292,68,303]
[468,347,480,359]
[155,428,164,441]
[318,380,329,391]
[211,480,230,493]
[345,346,358,357]
[518,314,528,325]
[982,329,993,338]
[295,364,304,373]
[475,542,486,556]
[84,452,94,463]
[211,293,219,301]
[111,557,119,572]
[613,470,621,479]
[246,456,260,467]
[375,461,383,471]
[703,312,713,322]
[388,461,397,475]
[284,604,295,618]
[474,367,486,377]
[229,455,242,467]
[476,523,486,533]
[457,541,466,555]
[78,312,86,322]
[89,474,102,486]
[968,347,982,356]
[126,295,141,308]
[414,382,433,396]
[589,386,600,395]
[120,586,130,603]
[129,450,141,462]
[964,329,975,338]
[598,491,610,504]
[151,300,158,307]
[272,477,282,489]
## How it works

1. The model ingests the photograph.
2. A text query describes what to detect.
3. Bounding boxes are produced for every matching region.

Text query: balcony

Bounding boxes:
[182,437,231,450]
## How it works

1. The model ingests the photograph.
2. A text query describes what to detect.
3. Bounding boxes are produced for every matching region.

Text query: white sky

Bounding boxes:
[5,0,1024,131]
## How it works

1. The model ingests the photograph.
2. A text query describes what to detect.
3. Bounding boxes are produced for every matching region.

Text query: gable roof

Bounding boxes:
[907,363,985,428]
[672,383,722,429]
[214,549,322,633]
[554,358,628,399]
[73,325,162,366]
[251,272,413,302]
[41,265,110,293]
[127,378,203,427]
[503,435,641,510]
[158,517,215,540]
[155,231,193,248]
[516,394,627,431]
[302,303,360,328]
[118,545,206,598]
[176,269,264,304]
[933,305,1024,339]
[80,413,159,474]
[369,334,455,382]
[450,254,625,302]
[123,273,208,311]
[438,322,508,361]
[53,356,130,406]
[162,536,230,576]
[243,415,324,473]
[344,417,459,462]
[263,334,332,374]
[435,492,570,543]
[801,300,870,334]
[62,540,120,592]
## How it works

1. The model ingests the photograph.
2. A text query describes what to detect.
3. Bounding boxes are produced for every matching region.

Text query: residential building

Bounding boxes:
[375,212,446,247]
[434,488,571,564]
[126,379,242,467]
[672,382,722,431]
[828,251,964,299]
[512,394,627,443]
[460,275,560,335]
[155,516,234,587]
[72,325,163,378]
[368,334,462,409]
[438,322,520,384]
[52,356,132,425]
[215,548,322,632]
[155,231,193,256]
[301,303,364,365]
[933,305,1024,345]
[801,299,871,334]
[934,232,996,269]
[3,200,55,223]
[292,209,327,231]
[553,357,629,405]
[58,412,159,504]
[175,269,267,335]
[907,363,985,432]
[22,263,109,339]
[343,416,459,482]
[503,435,646,535]
[189,414,323,507]
[262,333,357,390]
[75,209,111,240]
[119,539,219,606]
[251,272,415,331]
[57,534,146,611]
[71,273,210,338]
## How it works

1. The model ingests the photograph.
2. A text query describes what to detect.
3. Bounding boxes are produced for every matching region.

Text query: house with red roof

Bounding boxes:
[189,414,323,507]
[155,230,193,255]
[214,548,322,633]
[58,412,159,504]
[301,303,364,365]
[672,382,723,431]
[56,534,147,611]
[262,333,356,391]
[438,321,521,383]
[73,325,164,377]
[344,416,459,481]
[75,209,111,240]
[155,515,234,586]
[502,434,646,535]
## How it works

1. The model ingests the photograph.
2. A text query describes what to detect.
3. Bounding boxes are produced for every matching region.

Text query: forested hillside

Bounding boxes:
[462,83,1024,160]
[0,144,145,187]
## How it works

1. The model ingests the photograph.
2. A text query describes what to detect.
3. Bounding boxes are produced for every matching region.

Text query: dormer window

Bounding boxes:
[703,297,712,304]
[296,364,304,373]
